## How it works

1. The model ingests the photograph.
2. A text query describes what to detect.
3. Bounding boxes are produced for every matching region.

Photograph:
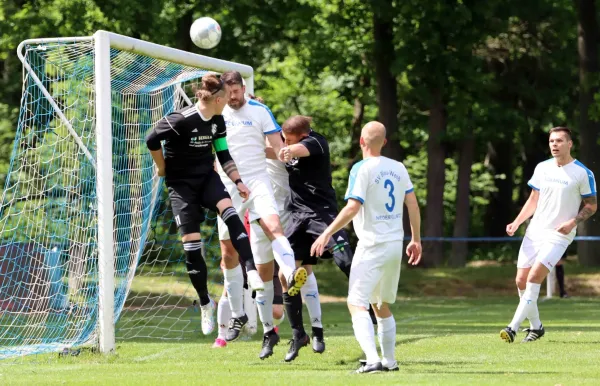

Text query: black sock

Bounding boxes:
[221,207,256,271]
[283,292,305,338]
[312,326,323,339]
[183,240,210,306]
[556,265,566,296]
[368,306,378,325]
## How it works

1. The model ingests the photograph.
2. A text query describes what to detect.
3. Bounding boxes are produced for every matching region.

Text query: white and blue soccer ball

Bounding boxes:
[190,17,222,50]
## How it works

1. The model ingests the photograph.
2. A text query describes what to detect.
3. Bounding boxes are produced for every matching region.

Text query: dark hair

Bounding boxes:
[220,71,244,87]
[282,115,312,135]
[549,126,572,141]
[195,73,224,101]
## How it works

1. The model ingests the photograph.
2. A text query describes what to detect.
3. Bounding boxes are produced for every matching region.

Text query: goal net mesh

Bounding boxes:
[0,39,224,359]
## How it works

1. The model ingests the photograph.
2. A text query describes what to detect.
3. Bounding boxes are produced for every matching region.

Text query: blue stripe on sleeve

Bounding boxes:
[248,99,282,133]
[347,159,368,198]
[405,188,414,194]
[574,160,597,196]
[527,182,539,191]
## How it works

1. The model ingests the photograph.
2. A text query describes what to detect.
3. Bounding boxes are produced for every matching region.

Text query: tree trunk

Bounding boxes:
[176,10,195,51]
[450,136,475,267]
[423,89,447,267]
[575,0,600,266]
[485,139,514,237]
[372,11,402,161]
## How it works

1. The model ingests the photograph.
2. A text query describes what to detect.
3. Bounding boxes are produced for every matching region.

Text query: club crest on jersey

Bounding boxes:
[286,157,299,167]
[211,124,218,135]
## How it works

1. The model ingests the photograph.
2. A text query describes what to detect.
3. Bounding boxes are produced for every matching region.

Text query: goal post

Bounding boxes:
[0,31,253,359]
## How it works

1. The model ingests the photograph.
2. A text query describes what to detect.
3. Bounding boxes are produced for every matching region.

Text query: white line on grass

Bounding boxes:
[133,347,181,362]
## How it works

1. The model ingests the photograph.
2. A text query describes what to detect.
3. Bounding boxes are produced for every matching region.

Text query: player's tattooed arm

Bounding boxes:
[575,196,597,224]
[221,160,239,180]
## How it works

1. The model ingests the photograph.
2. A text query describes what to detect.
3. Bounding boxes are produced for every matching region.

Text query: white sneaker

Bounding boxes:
[246,269,264,291]
[200,298,216,335]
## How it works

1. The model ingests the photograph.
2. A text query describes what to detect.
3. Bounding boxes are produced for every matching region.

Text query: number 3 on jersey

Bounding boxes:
[384,179,395,212]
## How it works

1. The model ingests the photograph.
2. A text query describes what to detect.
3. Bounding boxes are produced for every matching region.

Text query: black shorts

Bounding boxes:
[285,211,353,268]
[167,170,230,235]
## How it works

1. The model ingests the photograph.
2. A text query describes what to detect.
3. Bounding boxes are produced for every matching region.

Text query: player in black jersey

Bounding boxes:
[145,73,263,336]
[275,115,356,361]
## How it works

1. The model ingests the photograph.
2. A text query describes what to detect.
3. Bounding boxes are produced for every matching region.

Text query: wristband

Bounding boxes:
[234,179,243,185]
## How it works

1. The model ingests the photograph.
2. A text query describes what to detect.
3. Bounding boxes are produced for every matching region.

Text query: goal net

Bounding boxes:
[0,31,253,359]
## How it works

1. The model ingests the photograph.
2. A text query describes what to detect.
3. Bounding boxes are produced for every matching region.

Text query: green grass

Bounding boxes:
[3,296,600,385]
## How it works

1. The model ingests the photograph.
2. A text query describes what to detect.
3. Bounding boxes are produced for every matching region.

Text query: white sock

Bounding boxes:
[271,236,296,279]
[509,282,541,331]
[223,264,245,318]
[352,311,380,365]
[255,281,274,333]
[518,287,525,298]
[244,288,257,335]
[301,273,322,328]
[377,316,396,368]
[217,296,231,340]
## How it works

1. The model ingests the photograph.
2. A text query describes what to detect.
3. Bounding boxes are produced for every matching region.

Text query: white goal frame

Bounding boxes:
[16,30,255,354]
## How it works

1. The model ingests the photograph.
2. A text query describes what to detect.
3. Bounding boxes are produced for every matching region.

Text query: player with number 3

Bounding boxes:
[311,121,422,374]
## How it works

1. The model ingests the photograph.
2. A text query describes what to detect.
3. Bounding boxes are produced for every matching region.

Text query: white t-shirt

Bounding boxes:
[217,99,281,181]
[344,156,414,246]
[526,159,597,245]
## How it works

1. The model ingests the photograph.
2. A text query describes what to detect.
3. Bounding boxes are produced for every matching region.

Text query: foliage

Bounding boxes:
[0,0,596,265]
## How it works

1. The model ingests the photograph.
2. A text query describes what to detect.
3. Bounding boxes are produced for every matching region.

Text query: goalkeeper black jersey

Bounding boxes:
[145,105,229,180]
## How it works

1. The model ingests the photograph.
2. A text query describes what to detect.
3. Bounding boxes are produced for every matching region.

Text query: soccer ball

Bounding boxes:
[190,17,222,49]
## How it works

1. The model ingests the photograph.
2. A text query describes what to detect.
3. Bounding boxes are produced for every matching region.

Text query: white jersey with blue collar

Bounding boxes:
[344,156,414,246]
[526,158,596,245]
[217,99,281,181]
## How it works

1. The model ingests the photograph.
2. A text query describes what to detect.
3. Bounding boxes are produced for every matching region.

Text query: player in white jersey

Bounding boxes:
[311,121,422,374]
[500,127,597,343]
[215,71,307,343]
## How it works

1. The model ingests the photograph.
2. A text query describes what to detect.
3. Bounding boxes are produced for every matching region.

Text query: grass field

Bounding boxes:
[2,263,600,385]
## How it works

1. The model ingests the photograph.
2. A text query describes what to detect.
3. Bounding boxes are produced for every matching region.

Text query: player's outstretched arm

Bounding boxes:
[506,189,540,236]
[310,199,362,257]
[404,192,422,265]
[279,143,310,162]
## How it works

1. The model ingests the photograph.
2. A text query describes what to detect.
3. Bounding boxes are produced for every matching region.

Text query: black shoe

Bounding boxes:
[360,359,398,371]
[287,267,308,296]
[284,333,309,362]
[521,325,545,343]
[225,314,248,342]
[259,329,280,360]
[356,362,383,374]
[500,327,516,343]
[312,335,325,353]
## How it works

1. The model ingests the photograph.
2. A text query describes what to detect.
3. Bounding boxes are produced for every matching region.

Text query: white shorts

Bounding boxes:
[217,176,279,241]
[517,236,568,270]
[250,210,291,265]
[347,240,403,309]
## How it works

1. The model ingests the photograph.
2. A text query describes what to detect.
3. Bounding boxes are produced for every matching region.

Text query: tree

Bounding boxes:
[574,0,600,266]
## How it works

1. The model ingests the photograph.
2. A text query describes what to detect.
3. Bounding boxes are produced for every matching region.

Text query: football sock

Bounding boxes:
[217,296,231,340]
[301,273,323,329]
[352,311,380,365]
[183,240,209,306]
[509,282,541,331]
[223,264,245,318]
[271,236,296,280]
[256,280,275,333]
[377,316,396,368]
[221,207,256,272]
[283,292,305,338]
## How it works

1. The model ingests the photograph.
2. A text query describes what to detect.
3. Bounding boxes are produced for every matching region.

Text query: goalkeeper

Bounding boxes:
[145,73,261,336]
